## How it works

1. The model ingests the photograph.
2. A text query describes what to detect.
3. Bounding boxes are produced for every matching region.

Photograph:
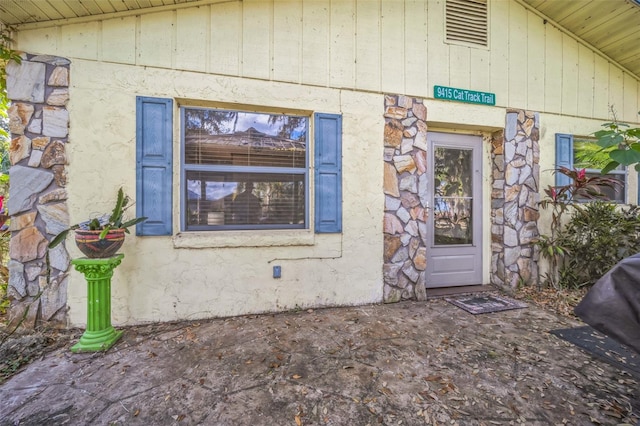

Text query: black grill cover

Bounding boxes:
[574,253,640,354]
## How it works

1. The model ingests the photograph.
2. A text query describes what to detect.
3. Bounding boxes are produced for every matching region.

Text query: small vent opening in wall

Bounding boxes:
[446,0,488,48]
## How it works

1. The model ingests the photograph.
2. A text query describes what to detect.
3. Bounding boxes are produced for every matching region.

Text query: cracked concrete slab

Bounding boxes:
[1,299,638,425]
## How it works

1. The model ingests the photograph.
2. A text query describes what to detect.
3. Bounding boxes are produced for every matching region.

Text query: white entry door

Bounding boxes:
[425,132,482,288]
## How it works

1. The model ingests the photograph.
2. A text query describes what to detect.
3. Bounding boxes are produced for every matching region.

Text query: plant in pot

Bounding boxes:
[48,187,147,258]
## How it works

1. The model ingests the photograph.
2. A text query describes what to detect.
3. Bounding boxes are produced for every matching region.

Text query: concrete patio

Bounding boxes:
[1,297,638,425]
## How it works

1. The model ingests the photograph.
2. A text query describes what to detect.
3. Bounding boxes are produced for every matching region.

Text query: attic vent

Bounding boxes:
[446,0,488,47]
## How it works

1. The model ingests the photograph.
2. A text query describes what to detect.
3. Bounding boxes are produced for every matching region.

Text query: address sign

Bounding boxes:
[434,85,495,106]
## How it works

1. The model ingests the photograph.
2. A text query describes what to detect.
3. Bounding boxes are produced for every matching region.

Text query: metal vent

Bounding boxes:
[446,0,488,47]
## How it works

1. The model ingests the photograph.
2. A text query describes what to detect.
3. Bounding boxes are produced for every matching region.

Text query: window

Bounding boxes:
[555,133,626,203]
[136,97,342,236]
[181,107,309,231]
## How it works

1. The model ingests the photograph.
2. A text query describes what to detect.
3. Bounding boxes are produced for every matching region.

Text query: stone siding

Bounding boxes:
[383,97,540,300]
[383,95,429,302]
[6,54,71,327]
[490,110,540,289]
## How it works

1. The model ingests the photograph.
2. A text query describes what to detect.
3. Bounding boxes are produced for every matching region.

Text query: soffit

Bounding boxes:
[1,0,639,79]
[520,0,640,79]
[0,0,204,26]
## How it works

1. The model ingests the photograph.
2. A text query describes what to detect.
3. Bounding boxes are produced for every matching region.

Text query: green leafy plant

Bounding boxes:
[0,182,9,316]
[48,187,147,249]
[536,167,621,288]
[1,26,22,141]
[594,113,640,174]
[0,28,17,314]
[0,228,9,315]
[554,202,640,289]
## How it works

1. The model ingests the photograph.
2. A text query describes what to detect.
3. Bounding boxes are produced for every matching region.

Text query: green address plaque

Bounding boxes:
[434,85,495,106]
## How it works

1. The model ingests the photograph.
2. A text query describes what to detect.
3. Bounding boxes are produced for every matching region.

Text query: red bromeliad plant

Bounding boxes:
[537,167,621,288]
[540,167,621,230]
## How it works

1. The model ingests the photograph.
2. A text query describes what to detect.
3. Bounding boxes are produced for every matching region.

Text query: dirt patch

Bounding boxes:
[514,286,588,319]
[0,326,77,383]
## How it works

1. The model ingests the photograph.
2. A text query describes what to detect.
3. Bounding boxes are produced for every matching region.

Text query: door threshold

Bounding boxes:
[426,284,496,299]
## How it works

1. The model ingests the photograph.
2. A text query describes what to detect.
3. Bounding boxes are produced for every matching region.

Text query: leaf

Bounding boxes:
[595,132,623,148]
[626,127,640,138]
[48,229,70,248]
[593,129,613,138]
[295,415,302,426]
[109,187,126,226]
[610,148,640,166]
[378,387,393,396]
[600,160,620,175]
[98,225,112,240]
[292,374,302,379]
[120,216,147,229]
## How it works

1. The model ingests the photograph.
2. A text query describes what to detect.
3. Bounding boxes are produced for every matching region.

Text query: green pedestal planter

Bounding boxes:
[71,254,124,353]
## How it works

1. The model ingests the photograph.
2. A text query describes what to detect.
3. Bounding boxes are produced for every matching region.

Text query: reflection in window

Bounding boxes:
[185,172,305,227]
[433,147,473,245]
[574,139,625,203]
[182,108,308,230]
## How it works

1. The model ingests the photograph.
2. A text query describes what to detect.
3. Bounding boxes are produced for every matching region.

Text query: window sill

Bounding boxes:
[173,229,316,248]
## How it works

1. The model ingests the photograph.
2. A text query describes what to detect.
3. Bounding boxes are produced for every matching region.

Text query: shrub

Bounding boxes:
[555,202,640,289]
[536,167,621,288]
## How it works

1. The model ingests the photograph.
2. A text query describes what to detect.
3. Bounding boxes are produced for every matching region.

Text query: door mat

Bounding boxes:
[445,294,528,314]
[550,326,640,378]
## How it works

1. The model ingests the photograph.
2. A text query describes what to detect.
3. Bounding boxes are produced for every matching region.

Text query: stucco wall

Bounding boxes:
[63,60,384,325]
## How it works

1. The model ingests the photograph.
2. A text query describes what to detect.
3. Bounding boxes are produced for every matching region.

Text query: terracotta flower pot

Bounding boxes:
[74,228,126,258]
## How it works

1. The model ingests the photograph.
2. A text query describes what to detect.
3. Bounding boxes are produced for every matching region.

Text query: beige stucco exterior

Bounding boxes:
[6,0,640,326]
[62,60,386,324]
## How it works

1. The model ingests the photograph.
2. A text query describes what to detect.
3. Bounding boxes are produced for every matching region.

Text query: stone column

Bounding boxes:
[382,95,428,302]
[490,109,540,289]
[6,54,71,327]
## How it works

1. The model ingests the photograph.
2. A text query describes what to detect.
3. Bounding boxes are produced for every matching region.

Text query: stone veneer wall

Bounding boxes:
[383,98,540,299]
[382,95,429,302]
[490,109,540,289]
[6,54,71,327]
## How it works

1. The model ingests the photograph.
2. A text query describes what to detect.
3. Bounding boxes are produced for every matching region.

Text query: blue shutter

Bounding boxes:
[136,97,173,236]
[555,133,573,187]
[314,113,342,233]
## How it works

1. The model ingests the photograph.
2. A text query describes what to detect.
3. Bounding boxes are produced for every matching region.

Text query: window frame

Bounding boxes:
[573,136,627,204]
[179,106,310,232]
[556,133,627,204]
